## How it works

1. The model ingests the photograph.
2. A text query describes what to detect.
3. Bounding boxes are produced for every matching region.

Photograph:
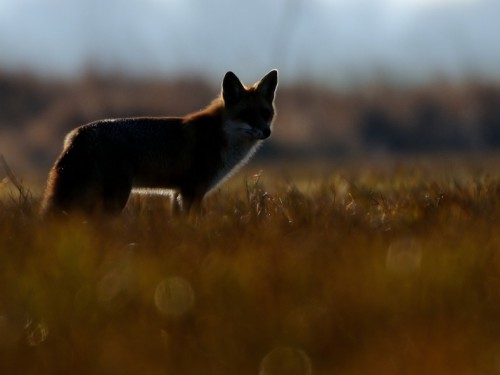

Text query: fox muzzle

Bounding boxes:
[260,128,271,139]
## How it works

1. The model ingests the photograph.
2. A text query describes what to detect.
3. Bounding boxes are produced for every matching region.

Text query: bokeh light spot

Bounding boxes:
[25,319,48,346]
[260,346,312,375]
[154,277,195,317]
[386,237,422,275]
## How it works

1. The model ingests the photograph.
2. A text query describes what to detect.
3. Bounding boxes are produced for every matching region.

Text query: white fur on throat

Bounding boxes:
[209,120,264,192]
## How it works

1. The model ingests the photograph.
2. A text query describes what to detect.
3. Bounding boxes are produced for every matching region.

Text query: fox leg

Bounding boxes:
[178,188,205,215]
[171,192,183,215]
[41,154,101,216]
[42,159,132,216]
[101,176,132,214]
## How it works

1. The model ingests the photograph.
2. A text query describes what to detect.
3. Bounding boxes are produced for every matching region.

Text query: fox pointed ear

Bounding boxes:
[256,69,278,102]
[222,71,245,106]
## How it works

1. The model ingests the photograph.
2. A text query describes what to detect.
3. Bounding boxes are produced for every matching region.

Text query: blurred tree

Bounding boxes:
[477,87,500,148]
[359,107,408,152]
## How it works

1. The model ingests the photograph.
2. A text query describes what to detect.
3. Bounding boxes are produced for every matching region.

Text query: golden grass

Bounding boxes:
[1,158,500,374]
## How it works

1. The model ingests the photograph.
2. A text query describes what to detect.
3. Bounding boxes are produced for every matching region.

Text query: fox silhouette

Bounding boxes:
[41,70,278,216]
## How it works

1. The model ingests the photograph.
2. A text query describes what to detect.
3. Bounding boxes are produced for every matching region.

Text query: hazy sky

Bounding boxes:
[0,0,498,86]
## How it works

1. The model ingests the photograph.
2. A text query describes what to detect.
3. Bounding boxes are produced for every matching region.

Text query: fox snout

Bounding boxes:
[260,127,271,139]
[246,125,271,140]
[230,122,271,140]
[254,127,271,139]
[237,108,274,140]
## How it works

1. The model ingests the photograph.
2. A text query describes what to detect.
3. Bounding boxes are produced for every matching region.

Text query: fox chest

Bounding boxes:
[209,139,260,191]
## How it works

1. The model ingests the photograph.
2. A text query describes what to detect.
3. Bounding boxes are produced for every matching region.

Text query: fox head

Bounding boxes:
[222,70,278,140]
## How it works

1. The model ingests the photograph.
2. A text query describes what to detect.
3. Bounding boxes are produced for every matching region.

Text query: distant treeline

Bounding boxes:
[1,71,499,176]
[358,85,500,152]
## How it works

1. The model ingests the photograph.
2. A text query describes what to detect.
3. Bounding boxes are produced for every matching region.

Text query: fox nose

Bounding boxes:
[261,128,271,139]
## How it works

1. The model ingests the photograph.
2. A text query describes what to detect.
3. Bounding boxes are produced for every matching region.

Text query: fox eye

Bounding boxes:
[239,109,253,121]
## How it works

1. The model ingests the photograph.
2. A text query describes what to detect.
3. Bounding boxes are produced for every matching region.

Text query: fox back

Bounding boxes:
[41,70,278,216]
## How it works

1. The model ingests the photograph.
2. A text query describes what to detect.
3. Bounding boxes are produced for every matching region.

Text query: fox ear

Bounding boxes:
[256,69,278,102]
[222,71,245,106]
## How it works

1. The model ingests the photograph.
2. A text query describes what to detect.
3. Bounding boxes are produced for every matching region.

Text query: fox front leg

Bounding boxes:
[170,190,204,216]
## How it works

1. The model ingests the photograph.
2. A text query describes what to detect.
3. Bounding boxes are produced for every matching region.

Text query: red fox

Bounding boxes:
[41,70,278,216]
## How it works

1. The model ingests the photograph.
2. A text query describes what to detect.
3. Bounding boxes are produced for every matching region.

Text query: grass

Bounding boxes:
[0,157,499,374]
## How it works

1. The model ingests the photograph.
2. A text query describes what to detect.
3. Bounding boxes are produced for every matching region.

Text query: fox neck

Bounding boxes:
[187,98,266,191]
[209,120,262,191]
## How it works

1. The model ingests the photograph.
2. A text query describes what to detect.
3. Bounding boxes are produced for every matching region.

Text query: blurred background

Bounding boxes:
[1,0,500,187]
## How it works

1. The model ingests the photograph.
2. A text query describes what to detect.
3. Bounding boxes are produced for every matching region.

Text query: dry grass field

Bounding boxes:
[1,156,499,374]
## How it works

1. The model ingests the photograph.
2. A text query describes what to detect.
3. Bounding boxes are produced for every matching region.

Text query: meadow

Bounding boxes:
[1,155,499,374]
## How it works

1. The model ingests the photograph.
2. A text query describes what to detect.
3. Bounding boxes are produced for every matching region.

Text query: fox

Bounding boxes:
[41,70,278,216]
